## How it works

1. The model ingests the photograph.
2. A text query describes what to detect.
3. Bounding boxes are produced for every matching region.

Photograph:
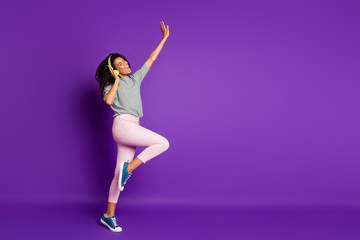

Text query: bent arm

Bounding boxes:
[145,36,168,68]
[104,78,120,105]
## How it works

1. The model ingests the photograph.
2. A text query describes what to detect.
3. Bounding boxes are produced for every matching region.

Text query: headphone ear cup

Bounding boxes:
[107,55,120,76]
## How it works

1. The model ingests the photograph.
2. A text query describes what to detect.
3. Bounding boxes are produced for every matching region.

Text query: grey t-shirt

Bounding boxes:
[103,62,150,118]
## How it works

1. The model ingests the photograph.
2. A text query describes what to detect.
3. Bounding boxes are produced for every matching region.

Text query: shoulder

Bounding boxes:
[103,83,113,94]
[104,84,113,90]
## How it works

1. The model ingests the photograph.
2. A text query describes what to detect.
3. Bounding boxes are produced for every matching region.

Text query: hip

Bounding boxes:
[114,113,140,124]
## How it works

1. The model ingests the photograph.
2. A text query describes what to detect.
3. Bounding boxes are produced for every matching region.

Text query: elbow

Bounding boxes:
[105,97,113,106]
[148,55,156,62]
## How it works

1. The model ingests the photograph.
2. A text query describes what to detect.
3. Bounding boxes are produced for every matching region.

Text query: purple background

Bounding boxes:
[1,0,359,239]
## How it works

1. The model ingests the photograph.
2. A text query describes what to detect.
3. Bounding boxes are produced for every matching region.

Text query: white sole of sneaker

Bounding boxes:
[100,218,122,232]
[118,162,125,191]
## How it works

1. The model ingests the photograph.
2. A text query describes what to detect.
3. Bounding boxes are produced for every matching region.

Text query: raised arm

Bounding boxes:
[145,21,170,68]
[104,65,121,105]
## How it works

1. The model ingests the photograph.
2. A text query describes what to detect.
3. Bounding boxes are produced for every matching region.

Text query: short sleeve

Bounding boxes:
[131,63,150,85]
[103,84,113,102]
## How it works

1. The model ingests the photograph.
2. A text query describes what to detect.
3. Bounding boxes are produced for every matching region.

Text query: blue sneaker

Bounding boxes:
[118,161,132,191]
[100,213,122,232]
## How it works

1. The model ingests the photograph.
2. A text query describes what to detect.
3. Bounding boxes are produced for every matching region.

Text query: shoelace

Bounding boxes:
[123,174,131,185]
[110,216,118,227]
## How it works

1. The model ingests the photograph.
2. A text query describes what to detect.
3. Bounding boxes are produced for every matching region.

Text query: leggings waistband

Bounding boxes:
[115,114,140,124]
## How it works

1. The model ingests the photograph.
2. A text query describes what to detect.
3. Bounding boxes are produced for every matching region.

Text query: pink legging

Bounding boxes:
[107,113,170,203]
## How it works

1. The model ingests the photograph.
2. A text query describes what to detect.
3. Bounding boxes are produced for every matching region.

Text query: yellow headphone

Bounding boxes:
[107,55,120,76]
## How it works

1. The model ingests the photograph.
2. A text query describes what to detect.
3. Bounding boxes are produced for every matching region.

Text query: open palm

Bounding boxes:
[160,21,169,39]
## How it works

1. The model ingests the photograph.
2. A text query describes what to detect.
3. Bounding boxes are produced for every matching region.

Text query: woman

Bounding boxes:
[95,21,170,232]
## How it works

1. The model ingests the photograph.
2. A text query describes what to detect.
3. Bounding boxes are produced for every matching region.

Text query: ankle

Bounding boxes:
[105,213,113,218]
[127,165,133,174]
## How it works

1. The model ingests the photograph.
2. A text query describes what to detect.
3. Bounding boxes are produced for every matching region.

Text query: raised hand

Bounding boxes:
[160,21,169,39]
[107,65,120,80]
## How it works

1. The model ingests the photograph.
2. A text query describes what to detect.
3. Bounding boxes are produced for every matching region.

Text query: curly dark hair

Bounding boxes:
[95,53,131,95]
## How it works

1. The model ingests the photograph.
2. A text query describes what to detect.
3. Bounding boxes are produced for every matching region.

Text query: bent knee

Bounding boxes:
[161,138,170,150]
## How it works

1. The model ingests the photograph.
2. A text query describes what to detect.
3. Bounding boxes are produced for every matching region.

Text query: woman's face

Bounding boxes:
[113,57,131,76]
